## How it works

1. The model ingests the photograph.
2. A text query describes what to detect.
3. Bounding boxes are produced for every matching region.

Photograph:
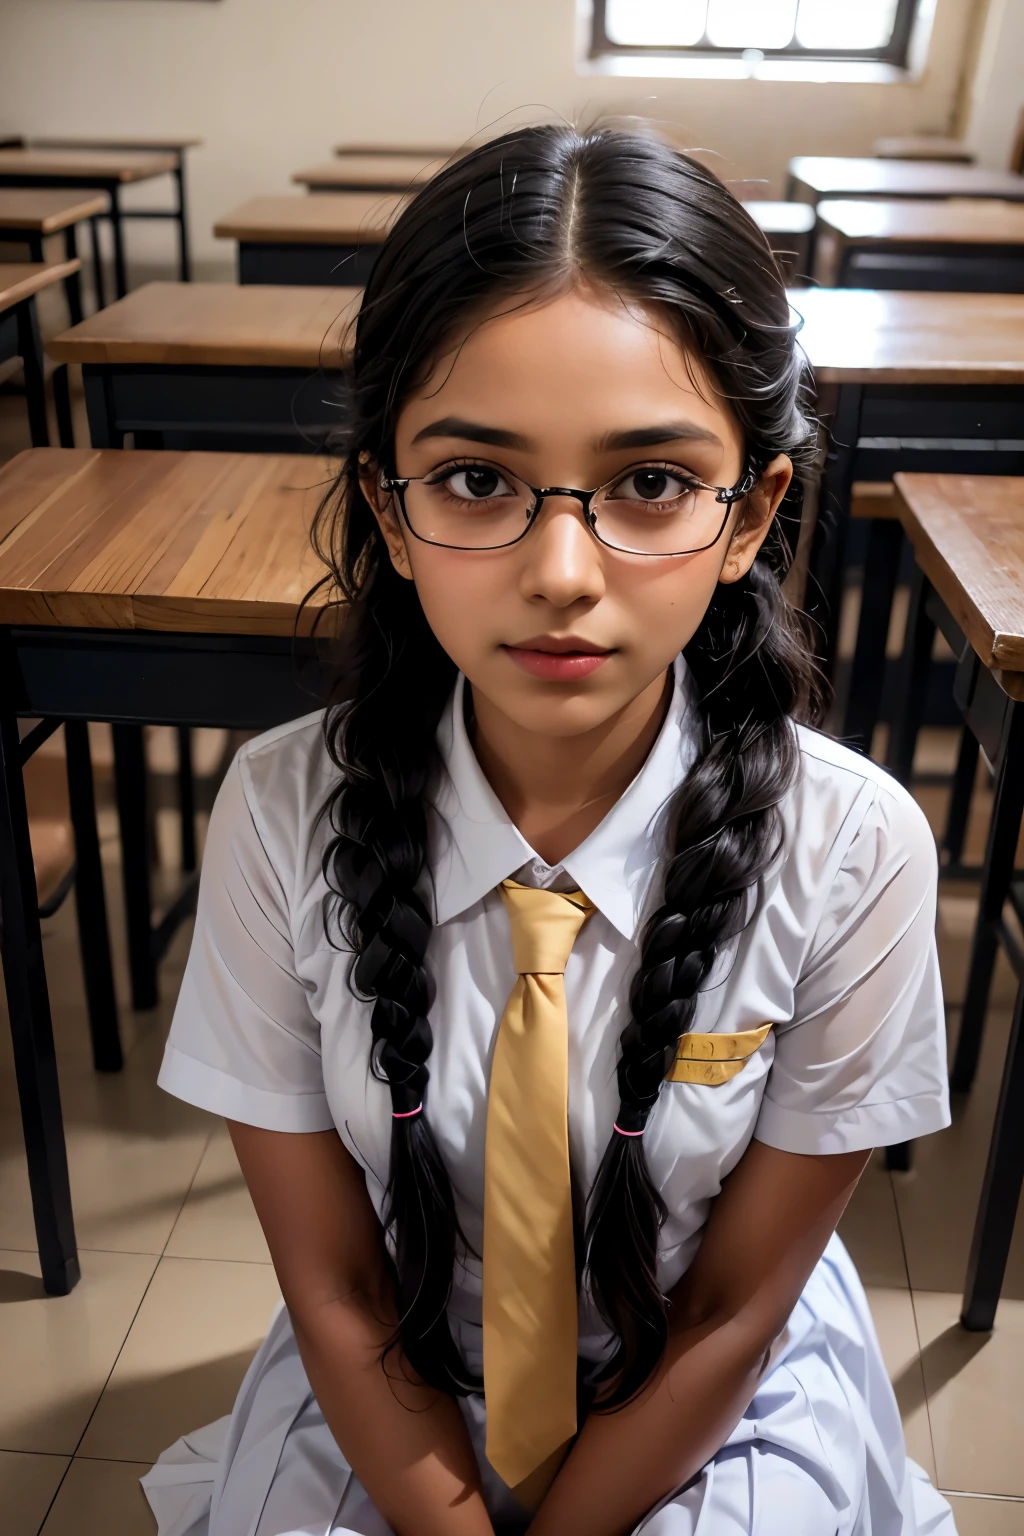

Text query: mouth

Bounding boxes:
[501,635,613,682]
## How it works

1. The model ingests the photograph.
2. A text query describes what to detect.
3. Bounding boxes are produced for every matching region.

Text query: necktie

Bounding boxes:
[483,878,595,1507]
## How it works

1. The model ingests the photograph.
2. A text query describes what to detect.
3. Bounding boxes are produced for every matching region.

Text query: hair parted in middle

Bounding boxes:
[309,122,826,1410]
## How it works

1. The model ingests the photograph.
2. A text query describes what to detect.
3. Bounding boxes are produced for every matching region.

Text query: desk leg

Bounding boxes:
[52,365,74,449]
[953,707,1024,1093]
[15,298,49,448]
[961,976,1024,1332]
[82,365,121,449]
[842,517,904,753]
[804,384,861,678]
[109,185,128,300]
[175,157,192,283]
[885,565,936,784]
[943,730,981,867]
[112,724,157,1011]
[65,722,122,1072]
[0,709,79,1295]
[177,727,196,873]
[88,217,106,311]
[62,225,84,326]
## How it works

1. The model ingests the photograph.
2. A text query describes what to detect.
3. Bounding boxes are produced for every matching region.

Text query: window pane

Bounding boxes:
[605,0,708,46]
[706,0,797,49]
[796,0,899,49]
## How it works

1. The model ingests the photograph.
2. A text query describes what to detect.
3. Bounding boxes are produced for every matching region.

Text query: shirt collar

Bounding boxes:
[429,656,700,941]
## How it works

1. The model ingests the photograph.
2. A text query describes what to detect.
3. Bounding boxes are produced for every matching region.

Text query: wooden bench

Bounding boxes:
[742,201,815,279]
[48,280,360,451]
[0,446,339,1295]
[0,189,108,323]
[214,192,407,286]
[885,472,1024,1333]
[0,260,81,446]
[294,154,446,193]
[813,197,1024,292]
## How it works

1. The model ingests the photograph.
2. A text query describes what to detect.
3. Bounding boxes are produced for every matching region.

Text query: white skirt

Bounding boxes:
[142,1235,957,1536]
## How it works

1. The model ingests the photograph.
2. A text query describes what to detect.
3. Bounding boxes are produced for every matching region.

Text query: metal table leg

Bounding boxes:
[175,156,192,283]
[112,723,158,1011]
[842,517,905,752]
[14,297,49,448]
[88,216,106,311]
[65,721,122,1072]
[109,185,128,299]
[885,565,937,784]
[804,383,862,678]
[62,225,84,325]
[943,730,981,868]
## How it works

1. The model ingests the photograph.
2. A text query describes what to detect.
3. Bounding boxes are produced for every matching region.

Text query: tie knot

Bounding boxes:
[500,879,594,975]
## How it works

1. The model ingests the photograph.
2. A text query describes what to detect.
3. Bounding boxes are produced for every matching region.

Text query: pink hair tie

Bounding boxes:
[393,1104,423,1119]
[613,1123,645,1137]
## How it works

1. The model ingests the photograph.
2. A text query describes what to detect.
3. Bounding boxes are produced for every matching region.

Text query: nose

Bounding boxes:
[517,493,606,610]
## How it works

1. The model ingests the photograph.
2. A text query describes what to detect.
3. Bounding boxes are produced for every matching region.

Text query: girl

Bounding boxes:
[144,126,956,1536]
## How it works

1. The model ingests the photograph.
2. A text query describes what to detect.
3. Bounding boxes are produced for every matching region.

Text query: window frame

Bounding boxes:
[590,0,921,65]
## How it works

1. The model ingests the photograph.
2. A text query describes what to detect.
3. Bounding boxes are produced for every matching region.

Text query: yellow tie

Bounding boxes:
[483,878,595,1507]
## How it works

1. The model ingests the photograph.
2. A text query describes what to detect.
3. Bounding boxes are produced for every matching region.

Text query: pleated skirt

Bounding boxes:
[142,1234,957,1536]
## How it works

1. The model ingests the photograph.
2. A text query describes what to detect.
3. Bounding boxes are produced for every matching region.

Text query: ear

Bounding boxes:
[359,458,415,582]
[717,454,793,586]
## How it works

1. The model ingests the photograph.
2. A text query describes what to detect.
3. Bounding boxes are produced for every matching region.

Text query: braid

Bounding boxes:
[584,549,821,1408]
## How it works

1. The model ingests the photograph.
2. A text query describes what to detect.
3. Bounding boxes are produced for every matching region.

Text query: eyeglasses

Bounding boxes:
[380,459,758,557]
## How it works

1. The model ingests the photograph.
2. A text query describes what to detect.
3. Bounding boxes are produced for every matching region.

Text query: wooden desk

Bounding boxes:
[814,198,1024,291]
[0,148,188,297]
[0,189,108,323]
[214,193,407,286]
[334,142,459,158]
[792,287,1024,748]
[294,155,445,192]
[0,447,339,1296]
[873,136,974,163]
[49,281,361,450]
[884,473,1024,1334]
[742,201,815,277]
[0,261,81,446]
[788,156,1024,205]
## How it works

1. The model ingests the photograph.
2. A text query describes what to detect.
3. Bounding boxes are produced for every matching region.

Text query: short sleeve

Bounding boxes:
[754,784,950,1155]
[157,751,334,1133]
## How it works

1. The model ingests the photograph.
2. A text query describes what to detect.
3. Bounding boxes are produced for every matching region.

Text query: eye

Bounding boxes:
[608,468,700,504]
[434,464,517,501]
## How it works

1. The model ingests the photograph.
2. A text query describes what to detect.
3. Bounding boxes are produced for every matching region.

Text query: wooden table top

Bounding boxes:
[293,156,445,190]
[0,148,178,183]
[334,142,459,158]
[48,281,361,368]
[742,201,815,235]
[31,136,203,153]
[0,449,333,635]
[0,259,82,314]
[0,187,109,233]
[873,136,974,163]
[789,157,1024,202]
[815,197,1024,245]
[790,287,1024,385]
[893,473,1024,693]
[214,193,407,245]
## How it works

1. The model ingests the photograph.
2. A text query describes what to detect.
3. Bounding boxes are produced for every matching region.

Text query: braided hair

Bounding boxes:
[310,124,825,1405]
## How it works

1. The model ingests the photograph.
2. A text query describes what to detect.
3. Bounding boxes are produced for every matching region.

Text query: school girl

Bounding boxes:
[143,126,957,1535]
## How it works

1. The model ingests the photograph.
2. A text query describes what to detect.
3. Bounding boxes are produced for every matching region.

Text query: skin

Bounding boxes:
[229,283,871,1536]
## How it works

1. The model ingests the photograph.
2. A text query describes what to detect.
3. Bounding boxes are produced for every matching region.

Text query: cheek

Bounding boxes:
[405,548,506,659]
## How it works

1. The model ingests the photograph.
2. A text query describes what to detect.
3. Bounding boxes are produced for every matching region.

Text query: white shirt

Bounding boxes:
[159,658,950,1360]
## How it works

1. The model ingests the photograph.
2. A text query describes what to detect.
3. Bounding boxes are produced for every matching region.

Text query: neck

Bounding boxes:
[469,669,672,866]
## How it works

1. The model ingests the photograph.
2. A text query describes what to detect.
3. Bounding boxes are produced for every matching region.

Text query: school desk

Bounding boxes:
[0,189,108,323]
[788,156,1024,206]
[793,286,1024,751]
[333,141,460,158]
[48,281,361,451]
[741,201,815,278]
[872,136,975,163]
[0,260,81,447]
[0,148,180,301]
[28,136,202,284]
[813,198,1024,292]
[884,472,1024,1333]
[214,192,407,286]
[294,154,447,193]
[0,447,340,1296]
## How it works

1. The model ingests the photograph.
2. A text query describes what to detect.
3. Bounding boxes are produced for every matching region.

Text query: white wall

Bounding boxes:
[965,0,1024,167]
[0,0,986,277]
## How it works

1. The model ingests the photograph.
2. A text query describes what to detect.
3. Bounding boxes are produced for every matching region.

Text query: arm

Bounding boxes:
[528,1138,870,1536]
[228,1121,494,1536]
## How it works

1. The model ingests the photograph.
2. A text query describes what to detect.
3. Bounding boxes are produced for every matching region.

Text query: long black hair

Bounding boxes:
[310,124,825,1408]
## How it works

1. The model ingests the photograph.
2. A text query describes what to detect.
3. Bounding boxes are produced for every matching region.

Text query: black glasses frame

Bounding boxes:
[379,462,759,556]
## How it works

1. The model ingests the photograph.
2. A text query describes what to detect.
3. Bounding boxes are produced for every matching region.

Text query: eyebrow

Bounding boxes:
[410,416,724,453]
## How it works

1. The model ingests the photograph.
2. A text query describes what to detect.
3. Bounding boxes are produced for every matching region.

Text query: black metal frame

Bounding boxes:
[0,624,342,1294]
[0,222,84,324]
[236,240,381,288]
[834,244,1024,294]
[0,293,74,449]
[884,569,1024,1332]
[590,0,919,64]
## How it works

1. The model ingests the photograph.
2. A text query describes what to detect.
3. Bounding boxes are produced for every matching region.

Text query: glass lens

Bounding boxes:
[593,467,726,554]
[402,463,535,548]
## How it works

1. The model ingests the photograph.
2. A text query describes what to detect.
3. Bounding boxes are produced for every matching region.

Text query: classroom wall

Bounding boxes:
[965,0,1024,167]
[0,0,991,278]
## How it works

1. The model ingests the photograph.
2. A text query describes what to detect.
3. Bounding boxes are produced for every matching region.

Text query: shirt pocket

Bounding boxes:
[664,1022,773,1086]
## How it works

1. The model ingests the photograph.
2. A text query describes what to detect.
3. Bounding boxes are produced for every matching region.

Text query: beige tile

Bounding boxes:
[838,1155,908,1288]
[80,1254,280,1463]
[864,1285,936,1483]
[913,1291,1024,1497]
[0,1450,68,1536]
[945,1494,1024,1535]
[41,1457,155,1535]
[0,1248,157,1455]
[165,1126,271,1265]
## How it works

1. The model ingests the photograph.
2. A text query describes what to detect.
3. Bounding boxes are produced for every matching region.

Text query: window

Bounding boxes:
[592,0,921,63]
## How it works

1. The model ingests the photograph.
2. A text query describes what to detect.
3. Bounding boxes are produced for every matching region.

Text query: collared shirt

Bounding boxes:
[159,658,950,1358]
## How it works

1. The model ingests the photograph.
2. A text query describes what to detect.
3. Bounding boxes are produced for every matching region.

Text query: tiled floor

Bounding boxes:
[2,298,1023,1532]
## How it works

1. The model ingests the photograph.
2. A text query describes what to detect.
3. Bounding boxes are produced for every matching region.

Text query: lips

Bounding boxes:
[502,636,612,682]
